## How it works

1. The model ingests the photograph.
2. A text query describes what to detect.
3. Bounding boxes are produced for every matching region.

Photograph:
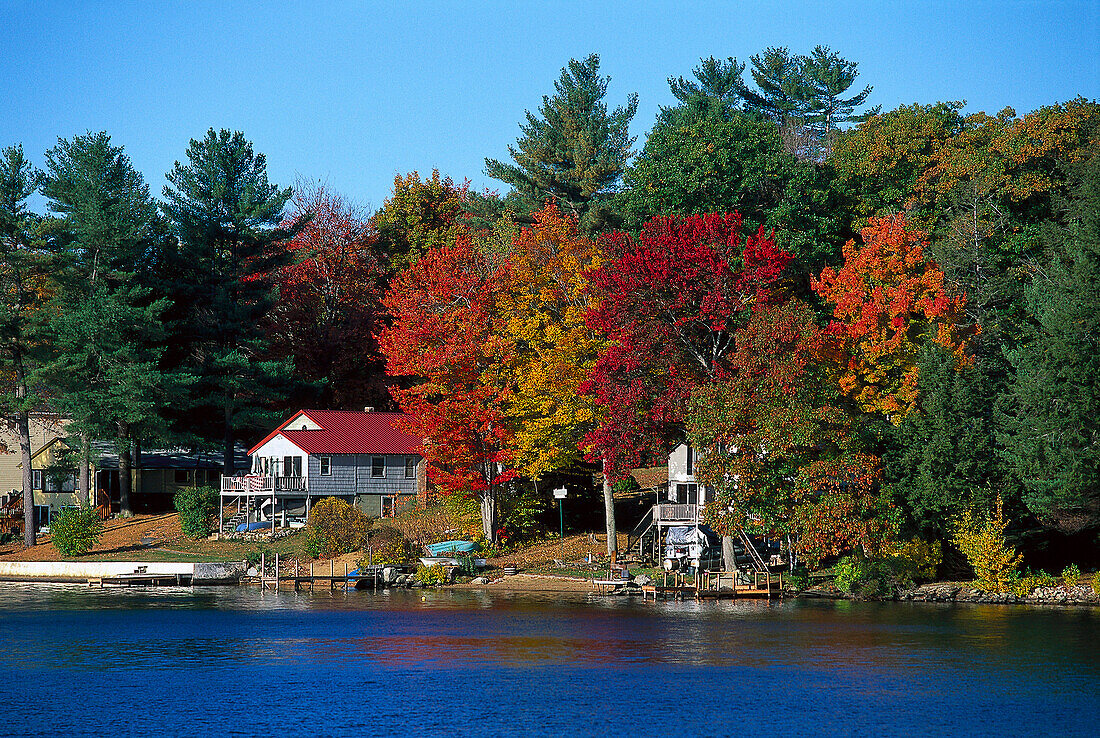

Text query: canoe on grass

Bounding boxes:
[236,521,275,532]
[425,540,477,555]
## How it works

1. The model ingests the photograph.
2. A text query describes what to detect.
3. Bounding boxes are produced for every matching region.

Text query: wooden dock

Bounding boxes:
[89,571,193,587]
[639,570,785,601]
[250,553,397,592]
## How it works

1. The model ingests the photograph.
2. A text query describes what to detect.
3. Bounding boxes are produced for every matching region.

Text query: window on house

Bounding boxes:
[292,457,302,477]
[404,456,416,479]
[174,469,190,484]
[32,470,43,490]
[686,444,694,476]
[371,456,385,478]
[319,457,331,476]
[381,495,395,518]
[34,505,49,528]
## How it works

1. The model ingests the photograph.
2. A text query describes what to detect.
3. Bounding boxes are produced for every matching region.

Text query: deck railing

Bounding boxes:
[655,503,700,523]
[221,475,309,495]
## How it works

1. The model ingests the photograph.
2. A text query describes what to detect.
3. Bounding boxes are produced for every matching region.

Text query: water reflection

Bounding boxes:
[0,583,1097,737]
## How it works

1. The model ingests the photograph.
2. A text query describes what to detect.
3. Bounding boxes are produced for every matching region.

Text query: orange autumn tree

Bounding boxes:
[812,214,970,422]
[380,236,516,542]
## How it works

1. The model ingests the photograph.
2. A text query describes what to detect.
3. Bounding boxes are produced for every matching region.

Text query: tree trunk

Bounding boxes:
[480,485,496,542]
[78,434,90,508]
[14,349,34,547]
[223,403,235,477]
[118,421,132,516]
[722,534,736,572]
[602,458,617,562]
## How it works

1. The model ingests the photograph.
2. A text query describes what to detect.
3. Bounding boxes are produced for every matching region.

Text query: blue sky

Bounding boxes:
[2,1,1097,212]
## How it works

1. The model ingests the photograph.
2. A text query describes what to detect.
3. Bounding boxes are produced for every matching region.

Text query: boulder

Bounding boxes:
[382,566,399,584]
[633,574,652,586]
[471,577,489,585]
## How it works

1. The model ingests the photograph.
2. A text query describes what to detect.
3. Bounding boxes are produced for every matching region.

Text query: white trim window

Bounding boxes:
[404,456,416,479]
[319,456,331,476]
[32,470,44,490]
[371,456,385,478]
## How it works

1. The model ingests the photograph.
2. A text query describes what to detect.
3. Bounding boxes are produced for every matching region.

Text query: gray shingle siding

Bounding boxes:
[307,454,419,496]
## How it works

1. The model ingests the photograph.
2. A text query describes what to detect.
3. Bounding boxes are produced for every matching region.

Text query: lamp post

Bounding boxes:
[553,487,567,561]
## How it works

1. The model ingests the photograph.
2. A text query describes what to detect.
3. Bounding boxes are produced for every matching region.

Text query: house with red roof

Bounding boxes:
[219,409,425,533]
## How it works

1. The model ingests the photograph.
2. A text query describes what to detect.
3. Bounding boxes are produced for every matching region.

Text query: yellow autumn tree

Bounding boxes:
[493,203,607,479]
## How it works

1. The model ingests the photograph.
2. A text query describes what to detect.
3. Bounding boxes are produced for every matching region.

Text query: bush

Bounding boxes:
[951,497,1022,592]
[305,497,371,558]
[50,507,103,556]
[414,563,449,585]
[367,525,415,565]
[833,539,942,597]
[174,486,220,539]
[1062,564,1082,588]
[499,486,549,544]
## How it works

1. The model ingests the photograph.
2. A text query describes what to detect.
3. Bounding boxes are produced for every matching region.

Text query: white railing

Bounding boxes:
[221,475,308,495]
[655,503,700,523]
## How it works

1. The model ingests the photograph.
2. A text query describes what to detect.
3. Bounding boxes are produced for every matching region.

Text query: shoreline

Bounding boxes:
[1,564,1098,607]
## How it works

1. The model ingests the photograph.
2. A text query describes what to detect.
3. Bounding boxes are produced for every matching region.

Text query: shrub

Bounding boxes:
[367,525,415,565]
[833,555,870,594]
[833,539,942,597]
[414,563,449,585]
[50,506,103,556]
[499,486,549,544]
[305,497,371,558]
[1093,575,1100,595]
[951,497,1022,592]
[245,543,273,569]
[174,485,220,539]
[1062,564,1082,588]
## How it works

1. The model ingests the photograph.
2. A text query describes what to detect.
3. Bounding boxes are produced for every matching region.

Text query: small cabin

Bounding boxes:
[221,409,426,533]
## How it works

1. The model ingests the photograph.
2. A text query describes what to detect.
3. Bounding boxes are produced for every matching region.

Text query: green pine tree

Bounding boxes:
[484,54,637,234]
[620,56,847,269]
[161,129,300,474]
[1001,151,1100,534]
[41,132,175,513]
[0,144,48,546]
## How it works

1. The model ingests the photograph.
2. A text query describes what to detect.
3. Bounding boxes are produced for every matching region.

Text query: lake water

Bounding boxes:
[0,584,1096,737]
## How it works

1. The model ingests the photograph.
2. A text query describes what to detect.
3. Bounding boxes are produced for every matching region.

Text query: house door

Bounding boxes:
[96,470,120,513]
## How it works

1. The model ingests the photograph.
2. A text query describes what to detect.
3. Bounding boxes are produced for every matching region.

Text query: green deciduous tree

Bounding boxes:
[485,53,638,233]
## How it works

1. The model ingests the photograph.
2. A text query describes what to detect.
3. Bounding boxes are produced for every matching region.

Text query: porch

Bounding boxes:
[219,475,313,535]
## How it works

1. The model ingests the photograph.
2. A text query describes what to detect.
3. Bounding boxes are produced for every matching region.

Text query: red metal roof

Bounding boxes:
[248,410,422,456]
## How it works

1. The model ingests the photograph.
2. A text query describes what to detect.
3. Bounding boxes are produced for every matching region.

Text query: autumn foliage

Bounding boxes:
[812,214,970,420]
[581,213,792,478]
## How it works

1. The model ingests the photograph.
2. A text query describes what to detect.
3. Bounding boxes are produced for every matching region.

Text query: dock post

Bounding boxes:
[261,551,266,587]
[310,561,314,591]
[275,553,280,591]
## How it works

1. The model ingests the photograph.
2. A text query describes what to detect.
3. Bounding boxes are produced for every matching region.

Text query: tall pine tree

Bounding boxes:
[161,129,299,474]
[41,131,173,513]
[484,54,637,234]
[0,145,48,546]
[1001,151,1100,534]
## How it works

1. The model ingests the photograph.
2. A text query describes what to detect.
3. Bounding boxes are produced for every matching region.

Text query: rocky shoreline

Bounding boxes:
[897,582,1100,606]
